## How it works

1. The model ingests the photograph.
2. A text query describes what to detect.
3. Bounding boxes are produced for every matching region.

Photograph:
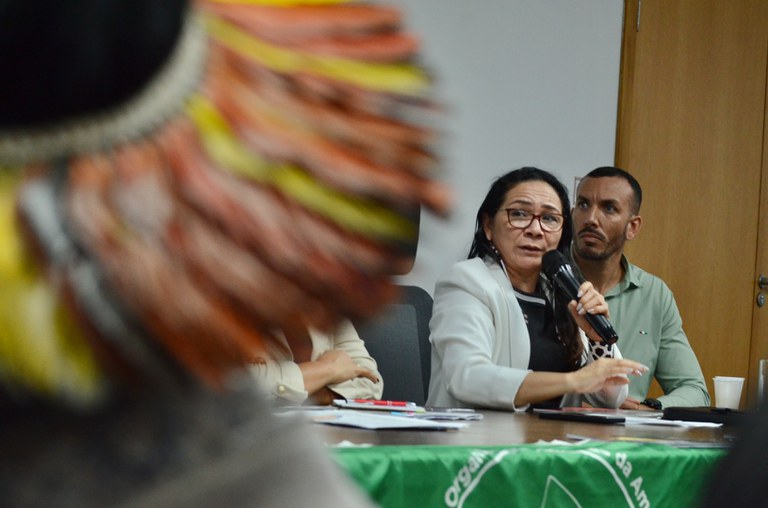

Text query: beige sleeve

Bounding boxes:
[320,320,384,401]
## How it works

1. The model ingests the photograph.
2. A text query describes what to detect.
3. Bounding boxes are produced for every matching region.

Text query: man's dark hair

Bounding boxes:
[583,166,643,215]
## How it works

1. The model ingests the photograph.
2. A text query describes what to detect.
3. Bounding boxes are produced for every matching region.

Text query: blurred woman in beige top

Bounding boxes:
[249,320,383,405]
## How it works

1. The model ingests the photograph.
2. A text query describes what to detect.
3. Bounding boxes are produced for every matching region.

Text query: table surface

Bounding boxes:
[310,409,736,448]
[310,409,733,507]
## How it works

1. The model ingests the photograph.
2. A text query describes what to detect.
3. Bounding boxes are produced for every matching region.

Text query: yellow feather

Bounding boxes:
[205,16,430,95]
[187,96,417,242]
[0,172,105,406]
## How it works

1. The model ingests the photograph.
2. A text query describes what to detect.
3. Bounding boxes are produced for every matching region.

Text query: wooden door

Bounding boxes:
[748,88,768,406]
[616,0,768,406]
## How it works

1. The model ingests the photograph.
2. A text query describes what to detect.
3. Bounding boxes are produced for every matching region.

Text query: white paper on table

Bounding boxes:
[393,410,484,421]
[308,409,468,430]
[623,417,722,428]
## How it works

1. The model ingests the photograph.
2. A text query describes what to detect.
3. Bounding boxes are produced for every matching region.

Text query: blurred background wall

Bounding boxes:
[391,0,624,293]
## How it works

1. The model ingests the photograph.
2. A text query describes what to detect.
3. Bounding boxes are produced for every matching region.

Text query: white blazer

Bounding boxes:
[426,257,627,411]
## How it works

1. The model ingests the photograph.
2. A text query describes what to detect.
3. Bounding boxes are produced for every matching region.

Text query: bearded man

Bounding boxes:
[570,166,709,410]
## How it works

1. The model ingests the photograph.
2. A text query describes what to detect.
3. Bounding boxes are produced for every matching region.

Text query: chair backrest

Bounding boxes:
[353,285,433,406]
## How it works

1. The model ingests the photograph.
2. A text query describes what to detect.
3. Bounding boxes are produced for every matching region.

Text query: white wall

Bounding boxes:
[391,1,625,294]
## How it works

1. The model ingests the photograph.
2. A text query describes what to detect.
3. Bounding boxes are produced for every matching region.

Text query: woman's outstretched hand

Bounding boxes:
[566,357,648,394]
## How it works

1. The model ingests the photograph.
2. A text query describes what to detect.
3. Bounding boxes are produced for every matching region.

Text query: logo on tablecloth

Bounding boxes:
[444,449,518,507]
[443,446,652,508]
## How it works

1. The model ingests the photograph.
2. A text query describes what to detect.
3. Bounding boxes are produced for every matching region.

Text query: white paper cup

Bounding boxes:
[713,376,744,410]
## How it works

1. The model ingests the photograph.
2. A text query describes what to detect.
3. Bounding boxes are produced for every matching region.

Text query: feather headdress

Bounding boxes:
[0,0,450,408]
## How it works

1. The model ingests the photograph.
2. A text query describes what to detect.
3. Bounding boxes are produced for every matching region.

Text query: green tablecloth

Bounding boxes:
[334,441,725,508]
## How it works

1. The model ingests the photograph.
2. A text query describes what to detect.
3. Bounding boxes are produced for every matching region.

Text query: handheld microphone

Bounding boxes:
[541,250,619,345]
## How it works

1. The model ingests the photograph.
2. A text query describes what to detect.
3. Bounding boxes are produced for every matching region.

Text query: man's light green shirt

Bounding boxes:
[604,257,710,407]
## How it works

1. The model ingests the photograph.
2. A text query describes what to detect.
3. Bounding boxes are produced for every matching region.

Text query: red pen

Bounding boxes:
[352,399,414,407]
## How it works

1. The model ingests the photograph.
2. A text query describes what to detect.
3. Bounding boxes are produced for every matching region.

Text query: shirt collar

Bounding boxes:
[567,246,641,296]
[607,255,641,296]
[483,254,553,301]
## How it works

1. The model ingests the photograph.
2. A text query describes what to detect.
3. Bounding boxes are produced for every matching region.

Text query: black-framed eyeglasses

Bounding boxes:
[502,208,564,232]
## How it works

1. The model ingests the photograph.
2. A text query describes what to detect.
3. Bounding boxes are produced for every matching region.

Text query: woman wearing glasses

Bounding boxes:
[426,167,647,410]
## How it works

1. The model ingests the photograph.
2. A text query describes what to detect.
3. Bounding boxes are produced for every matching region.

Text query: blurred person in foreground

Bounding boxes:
[426,167,647,411]
[570,167,709,410]
[698,398,768,507]
[0,0,450,506]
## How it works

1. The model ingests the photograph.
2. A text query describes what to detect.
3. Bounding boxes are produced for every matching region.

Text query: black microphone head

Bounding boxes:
[541,250,568,278]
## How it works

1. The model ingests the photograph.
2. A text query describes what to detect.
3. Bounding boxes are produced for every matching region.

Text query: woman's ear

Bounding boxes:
[482,214,492,242]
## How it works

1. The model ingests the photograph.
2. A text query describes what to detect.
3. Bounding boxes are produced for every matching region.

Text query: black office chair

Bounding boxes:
[353,285,433,406]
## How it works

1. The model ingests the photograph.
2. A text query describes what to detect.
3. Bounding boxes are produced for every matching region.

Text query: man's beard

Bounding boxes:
[574,230,626,261]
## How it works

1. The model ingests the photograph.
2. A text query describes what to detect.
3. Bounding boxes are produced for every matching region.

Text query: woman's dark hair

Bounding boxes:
[468,167,573,260]
[468,167,581,366]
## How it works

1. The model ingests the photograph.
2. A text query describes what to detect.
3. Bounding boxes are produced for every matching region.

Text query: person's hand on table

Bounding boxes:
[316,350,379,385]
[566,358,648,394]
[620,396,657,411]
[299,350,380,404]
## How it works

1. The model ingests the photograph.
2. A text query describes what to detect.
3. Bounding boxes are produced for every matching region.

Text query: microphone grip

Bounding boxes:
[550,268,618,345]
[584,313,619,345]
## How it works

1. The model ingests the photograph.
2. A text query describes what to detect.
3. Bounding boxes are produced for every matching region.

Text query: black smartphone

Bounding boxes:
[536,410,624,425]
